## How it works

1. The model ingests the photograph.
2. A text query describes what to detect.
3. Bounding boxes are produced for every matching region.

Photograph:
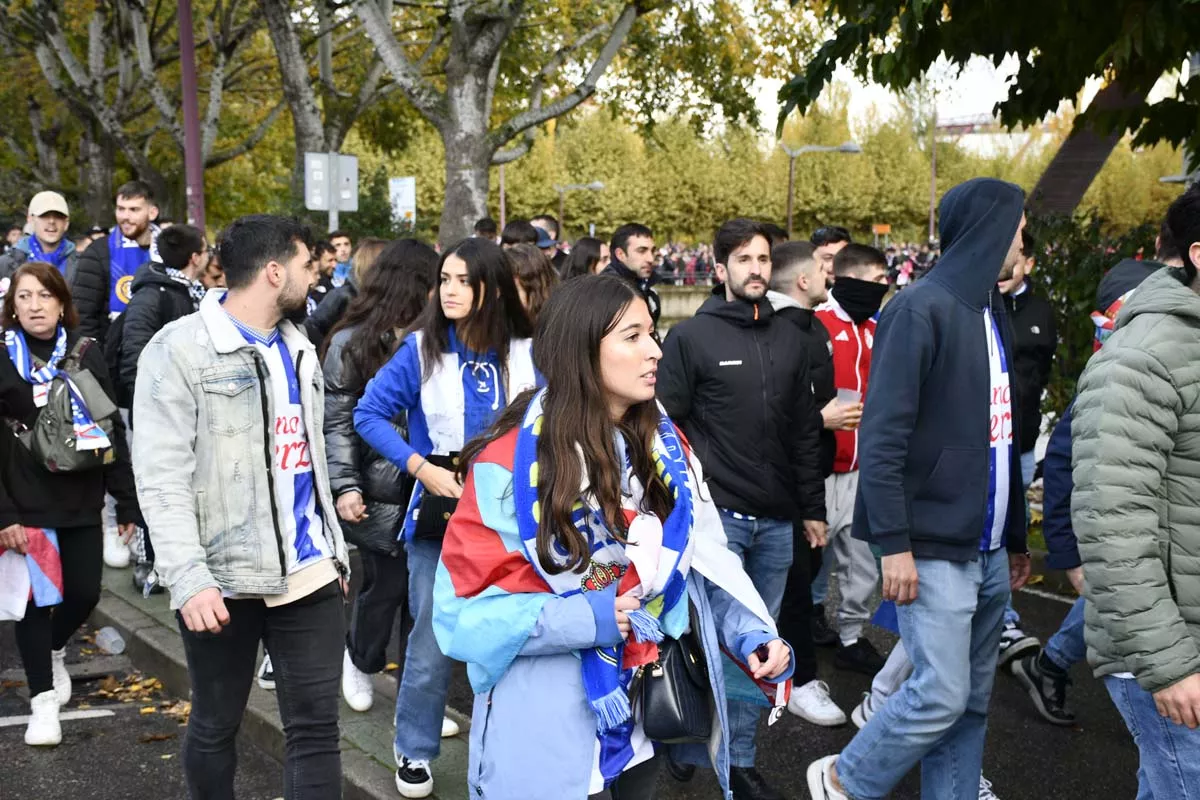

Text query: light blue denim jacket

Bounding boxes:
[131,291,348,609]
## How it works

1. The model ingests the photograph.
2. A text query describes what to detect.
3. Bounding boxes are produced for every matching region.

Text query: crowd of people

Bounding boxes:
[0,173,1197,800]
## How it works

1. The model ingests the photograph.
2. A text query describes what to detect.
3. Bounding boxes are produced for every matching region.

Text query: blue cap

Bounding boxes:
[535,227,558,248]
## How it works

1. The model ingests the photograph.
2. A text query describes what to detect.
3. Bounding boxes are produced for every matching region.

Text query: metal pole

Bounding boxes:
[786,154,796,238]
[499,164,506,230]
[178,0,205,229]
[328,151,339,232]
[558,189,566,241]
[928,112,937,244]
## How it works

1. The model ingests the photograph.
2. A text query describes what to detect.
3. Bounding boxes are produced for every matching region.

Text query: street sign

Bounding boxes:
[872,223,891,235]
[389,176,416,226]
[304,152,358,230]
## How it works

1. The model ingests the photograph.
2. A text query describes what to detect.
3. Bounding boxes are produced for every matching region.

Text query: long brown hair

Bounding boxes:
[460,275,672,574]
[507,243,560,323]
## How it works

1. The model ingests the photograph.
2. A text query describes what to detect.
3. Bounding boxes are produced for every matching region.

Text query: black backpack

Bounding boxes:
[103,286,175,408]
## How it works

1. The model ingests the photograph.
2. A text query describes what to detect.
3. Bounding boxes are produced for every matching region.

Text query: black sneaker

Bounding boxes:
[835,638,886,676]
[812,604,839,647]
[730,766,785,800]
[395,755,434,798]
[1011,650,1076,726]
[256,655,275,691]
[132,562,165,596]
[997,623,1040,669]
[664,747,696,783]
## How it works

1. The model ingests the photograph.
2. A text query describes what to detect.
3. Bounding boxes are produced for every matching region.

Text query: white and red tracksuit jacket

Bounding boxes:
[815,297,876,473]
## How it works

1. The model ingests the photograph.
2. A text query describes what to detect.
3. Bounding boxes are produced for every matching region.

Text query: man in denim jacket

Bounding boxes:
[132,214,349,799]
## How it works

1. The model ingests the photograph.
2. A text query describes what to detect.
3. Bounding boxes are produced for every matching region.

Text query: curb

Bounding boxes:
[90,587,400,800]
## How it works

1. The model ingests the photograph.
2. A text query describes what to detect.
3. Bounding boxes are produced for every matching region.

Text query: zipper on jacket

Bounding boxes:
[253,351,288,578]
[473,689,495,795]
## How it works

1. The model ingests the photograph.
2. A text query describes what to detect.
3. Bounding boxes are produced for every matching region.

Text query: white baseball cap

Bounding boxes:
[28,191,69,218]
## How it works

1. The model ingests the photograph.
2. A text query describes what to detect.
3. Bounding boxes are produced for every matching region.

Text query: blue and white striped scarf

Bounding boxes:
[512,388,695,784]
[5,326,111,451]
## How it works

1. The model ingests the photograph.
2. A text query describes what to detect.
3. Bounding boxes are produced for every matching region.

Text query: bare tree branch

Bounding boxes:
[206,100,287,167]
[127,1,185,147]
[486,2,640,153]
[353,0,447,126]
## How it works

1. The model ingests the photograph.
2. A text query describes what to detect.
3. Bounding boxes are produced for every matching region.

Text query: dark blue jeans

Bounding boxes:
[178,580,344,800]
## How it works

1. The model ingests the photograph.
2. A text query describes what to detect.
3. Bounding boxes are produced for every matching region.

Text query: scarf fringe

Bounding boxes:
[589,687,632,733]
[627,607,664,644]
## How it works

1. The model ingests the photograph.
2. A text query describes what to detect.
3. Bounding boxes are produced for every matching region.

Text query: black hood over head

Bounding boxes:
[1096,258,1166,312]
[930,177,1026,307]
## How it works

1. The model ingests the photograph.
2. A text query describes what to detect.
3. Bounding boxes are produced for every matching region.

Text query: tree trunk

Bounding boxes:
[79,122,114,226]
[1028,82,1148,216]
[440,132,491,246]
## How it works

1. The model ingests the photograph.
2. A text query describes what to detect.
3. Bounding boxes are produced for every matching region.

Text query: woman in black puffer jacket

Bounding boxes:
[321,238,438,712]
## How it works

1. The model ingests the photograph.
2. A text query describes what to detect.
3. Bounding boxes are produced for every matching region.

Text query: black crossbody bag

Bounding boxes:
[412,452,461,540]
[629,600,714,743]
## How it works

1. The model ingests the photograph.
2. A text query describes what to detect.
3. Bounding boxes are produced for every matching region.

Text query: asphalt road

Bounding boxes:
[0,621,284,800]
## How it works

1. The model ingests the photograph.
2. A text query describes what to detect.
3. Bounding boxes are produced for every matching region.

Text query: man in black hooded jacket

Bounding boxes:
[658,218,826,800]
[601,222,661,327]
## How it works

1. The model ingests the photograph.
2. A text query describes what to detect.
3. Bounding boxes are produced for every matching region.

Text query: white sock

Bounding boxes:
[840,636,859,648]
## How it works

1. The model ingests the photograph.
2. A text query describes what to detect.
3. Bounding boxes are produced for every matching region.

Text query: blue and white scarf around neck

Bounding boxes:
[512,388,695,782]
[108,226,159,316]
[5,326,111,451]
[26,237,70,273]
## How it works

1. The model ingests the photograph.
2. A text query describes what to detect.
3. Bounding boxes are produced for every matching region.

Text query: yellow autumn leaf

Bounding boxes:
[140,706,157,715]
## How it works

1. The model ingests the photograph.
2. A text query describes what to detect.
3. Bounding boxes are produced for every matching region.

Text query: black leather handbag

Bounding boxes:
[632,603,714,744]
[412,453,461,541]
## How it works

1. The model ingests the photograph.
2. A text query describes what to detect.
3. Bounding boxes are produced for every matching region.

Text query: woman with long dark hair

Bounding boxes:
[561,236,610,279]
[322,239,438,714]
[434,275,793,800]
[506,243,559,324]
[354,237,536,799]
[0,262,137,747]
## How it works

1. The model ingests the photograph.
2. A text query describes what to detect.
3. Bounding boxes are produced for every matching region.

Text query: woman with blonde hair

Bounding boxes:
[305,236,387,350]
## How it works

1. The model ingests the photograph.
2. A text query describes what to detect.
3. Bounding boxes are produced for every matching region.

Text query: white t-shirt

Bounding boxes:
[982,308,1013,552]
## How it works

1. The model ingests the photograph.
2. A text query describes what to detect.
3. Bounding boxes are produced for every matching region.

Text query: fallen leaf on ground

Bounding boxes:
[384,663,399,671]
[160,754,173,760]
[140,706,157,714]
[1,680,26,689]
[139,732,177,743]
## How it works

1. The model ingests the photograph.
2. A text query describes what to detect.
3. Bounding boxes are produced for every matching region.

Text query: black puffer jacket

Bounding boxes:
[769,292,837,477]
[601,260,661,328]
[306,281,356,351]
[323,325,411,557]
[118,264,196,407]
[657,292,824,521]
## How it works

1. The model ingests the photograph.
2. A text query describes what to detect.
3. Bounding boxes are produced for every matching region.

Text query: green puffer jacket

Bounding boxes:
[1073,266,1200,692]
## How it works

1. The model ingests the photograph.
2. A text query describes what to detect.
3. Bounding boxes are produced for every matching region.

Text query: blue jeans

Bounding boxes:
[837,550,1010,800]
[1001,453,1038,631]
[1044,597,1086,671]
[1104,675,1200,799]
[394,537,453,763]
[717,511,793,768]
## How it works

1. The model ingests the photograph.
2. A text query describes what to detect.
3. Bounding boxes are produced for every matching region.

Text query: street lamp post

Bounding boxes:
[553,181,605,240]
[779,141,862,237]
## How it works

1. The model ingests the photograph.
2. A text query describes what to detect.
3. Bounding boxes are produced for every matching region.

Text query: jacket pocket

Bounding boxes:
[199,369,257,436]
[910,447,988,543]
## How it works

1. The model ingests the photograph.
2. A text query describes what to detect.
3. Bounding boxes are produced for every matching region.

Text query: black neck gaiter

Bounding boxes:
[832,277,888,325]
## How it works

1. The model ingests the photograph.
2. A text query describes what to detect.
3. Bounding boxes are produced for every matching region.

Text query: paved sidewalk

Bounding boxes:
[92,565,471,800]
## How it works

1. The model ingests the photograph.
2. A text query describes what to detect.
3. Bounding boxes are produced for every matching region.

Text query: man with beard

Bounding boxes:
[602,222,660,327]
[808,179,1031,800]
[131,214,348,798]
[658,218,826,800]
[812,244,891,677]
[71,181,161,344]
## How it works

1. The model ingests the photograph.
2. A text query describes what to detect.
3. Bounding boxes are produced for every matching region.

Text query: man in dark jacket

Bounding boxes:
[70,180,160,344]
[602,222,661,327]
[659,218,825,800]
[994,227,1058,667]
[118,223,207,595]
[808,178,1031,800]
[306,240,337,314]
[0,191,79,287]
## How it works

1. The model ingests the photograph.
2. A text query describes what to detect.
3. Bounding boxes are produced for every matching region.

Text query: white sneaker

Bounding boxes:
[25,691,61,746]
[979,775,1001,800]
[441,715,459,738]
[341,649,374,712]
[806,755,848,800]
[50,647,71,707]
[787,679,847,726]
[102,528,131,569]
[257,654,275,690]
[850,691,878,729]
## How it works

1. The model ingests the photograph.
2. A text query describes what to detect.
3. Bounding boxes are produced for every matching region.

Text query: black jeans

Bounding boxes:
[347,548,408,674]
[14,524,102,695]
[178,580,344,800]
[776,527,819,685]
[588,755,662,800]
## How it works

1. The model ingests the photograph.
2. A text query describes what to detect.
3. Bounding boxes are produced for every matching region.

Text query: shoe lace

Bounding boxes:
[400,756,431,777]
[979,776,1000,800]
